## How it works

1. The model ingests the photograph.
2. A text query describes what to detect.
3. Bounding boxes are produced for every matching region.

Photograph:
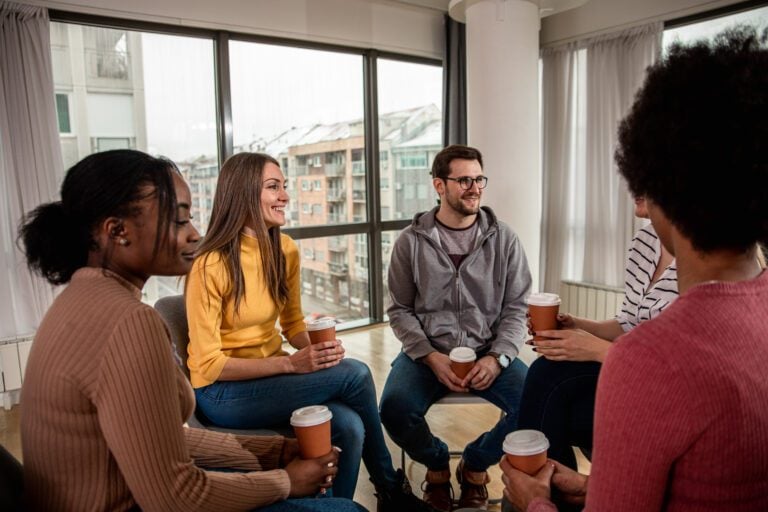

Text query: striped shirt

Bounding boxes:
[616,224,678,332]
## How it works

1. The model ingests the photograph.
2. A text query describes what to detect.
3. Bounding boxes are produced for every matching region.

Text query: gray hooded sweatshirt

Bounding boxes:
[387,206,532,361]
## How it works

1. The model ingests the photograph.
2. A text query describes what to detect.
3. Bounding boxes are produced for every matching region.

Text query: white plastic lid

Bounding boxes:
[449,347,477,363]
[526,293,561,307]
[290,405,333,427]
[503,430,550,456]
[306,318,336,331]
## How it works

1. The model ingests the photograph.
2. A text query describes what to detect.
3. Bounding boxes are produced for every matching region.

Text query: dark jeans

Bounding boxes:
[257,497,367,511]
[516,357,601,470]
[379,351,528,472]
[195,359,397,499]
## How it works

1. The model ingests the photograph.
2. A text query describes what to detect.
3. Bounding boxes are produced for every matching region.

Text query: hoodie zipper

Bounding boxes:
[414,224,498,348]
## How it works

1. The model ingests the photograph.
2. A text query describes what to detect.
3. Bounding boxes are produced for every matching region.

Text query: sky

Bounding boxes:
[139,4,766,163]
[141,36,442,162]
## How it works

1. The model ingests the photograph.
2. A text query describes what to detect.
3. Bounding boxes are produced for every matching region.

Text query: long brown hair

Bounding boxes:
[196,153,288,313]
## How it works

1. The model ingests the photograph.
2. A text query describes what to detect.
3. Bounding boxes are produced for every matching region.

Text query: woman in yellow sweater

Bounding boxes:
[186,153,432,511]
[19,149,361,511]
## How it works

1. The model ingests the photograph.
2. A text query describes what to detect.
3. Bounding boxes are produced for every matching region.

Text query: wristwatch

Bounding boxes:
[487,352,510,369]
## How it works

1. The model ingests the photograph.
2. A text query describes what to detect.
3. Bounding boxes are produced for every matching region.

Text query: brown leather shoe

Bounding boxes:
[456,460,490,509]
[422,468,453,512]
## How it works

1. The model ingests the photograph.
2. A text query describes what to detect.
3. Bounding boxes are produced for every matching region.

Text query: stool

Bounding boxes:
[400,392,503,506]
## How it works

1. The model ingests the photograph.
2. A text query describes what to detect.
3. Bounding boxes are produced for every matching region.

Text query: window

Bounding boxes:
[55,93,71,133]
[377,59,442,221]
[49,13,444,327]
[50,22,218,304]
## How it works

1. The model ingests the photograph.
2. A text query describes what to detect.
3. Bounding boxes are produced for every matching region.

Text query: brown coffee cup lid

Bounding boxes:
[526,293,561,306]
[290,405,333,427]
[306,318,336,331]
[449,347,477,363]
[503,430,550,455]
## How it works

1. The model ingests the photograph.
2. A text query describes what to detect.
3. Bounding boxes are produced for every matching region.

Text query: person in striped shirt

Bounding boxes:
[514,196,678,476]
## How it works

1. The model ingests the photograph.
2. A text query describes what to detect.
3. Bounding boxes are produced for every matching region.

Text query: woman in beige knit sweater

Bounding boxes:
[18,149,365,512]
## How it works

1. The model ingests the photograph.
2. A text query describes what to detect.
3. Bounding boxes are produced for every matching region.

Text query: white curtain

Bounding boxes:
[0,1,61,338]
[540,23,662,292]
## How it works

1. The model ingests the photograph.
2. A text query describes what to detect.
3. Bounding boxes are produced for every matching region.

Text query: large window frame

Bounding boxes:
[49,10,443,329]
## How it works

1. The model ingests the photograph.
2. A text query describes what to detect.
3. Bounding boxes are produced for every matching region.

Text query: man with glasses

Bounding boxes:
[380,145,532,511]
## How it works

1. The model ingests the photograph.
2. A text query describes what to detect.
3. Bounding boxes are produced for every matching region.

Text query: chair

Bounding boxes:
[0,443,23,511]
[153,295,291,437]
[400,392,503,506]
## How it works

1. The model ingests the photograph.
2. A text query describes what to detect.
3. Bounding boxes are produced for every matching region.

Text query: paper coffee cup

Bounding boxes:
[306,318,336,345]
[526,293,561,341]
[449,347,477,379]
[290,405,333,459]
[503,430,550,476]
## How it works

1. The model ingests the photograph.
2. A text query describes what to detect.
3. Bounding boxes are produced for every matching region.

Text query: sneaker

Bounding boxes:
[421,468,453,512]
[455,460,489,510]
[376,469,438,512]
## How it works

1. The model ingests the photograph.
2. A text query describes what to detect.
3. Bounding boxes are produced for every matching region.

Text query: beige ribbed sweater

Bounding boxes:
[21,267,291,511]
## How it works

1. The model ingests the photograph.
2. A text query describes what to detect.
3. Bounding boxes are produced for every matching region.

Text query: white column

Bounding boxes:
[450,0,542,288]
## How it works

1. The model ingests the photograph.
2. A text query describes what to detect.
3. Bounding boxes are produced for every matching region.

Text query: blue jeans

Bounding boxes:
[195,359,397,499]
[257,497,367,511]
[379,352,528,472]
[516,358,600,470]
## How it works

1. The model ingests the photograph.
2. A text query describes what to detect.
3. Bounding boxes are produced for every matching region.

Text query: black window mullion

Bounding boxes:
[215,32,234,163]
[363,51,383,323]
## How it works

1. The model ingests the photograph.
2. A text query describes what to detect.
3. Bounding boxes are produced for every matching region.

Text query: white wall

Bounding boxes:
[541,0,746,46]
[22,0,445,59]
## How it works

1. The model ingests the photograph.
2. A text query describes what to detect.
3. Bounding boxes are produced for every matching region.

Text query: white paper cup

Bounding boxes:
[526,293,561,341]
[502,429,550,475]
[449,347,477,378]
[290,405,333,459]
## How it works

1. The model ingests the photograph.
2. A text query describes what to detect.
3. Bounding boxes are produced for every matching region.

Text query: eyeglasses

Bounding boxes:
[443,176,489,190]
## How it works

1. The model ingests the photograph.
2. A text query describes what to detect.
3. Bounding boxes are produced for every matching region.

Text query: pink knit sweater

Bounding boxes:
[588,271,768,511]
[21,268,291,511]
[529,271,768,511]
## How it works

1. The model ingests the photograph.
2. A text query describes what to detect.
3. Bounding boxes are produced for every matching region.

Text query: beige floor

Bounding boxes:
[0,323,589,511]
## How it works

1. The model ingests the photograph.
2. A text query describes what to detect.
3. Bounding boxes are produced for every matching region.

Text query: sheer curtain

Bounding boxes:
[0,1,61,339]
[540,23,662,292]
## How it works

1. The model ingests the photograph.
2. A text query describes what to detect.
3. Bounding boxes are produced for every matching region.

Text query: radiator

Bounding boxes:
[559,280,624,321]
[0,335,33,410]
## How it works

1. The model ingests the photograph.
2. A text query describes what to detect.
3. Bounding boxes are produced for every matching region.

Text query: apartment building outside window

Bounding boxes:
[49,12,443,328]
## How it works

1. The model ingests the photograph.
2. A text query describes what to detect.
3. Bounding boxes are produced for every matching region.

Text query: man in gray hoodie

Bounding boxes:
[379,144,532,512]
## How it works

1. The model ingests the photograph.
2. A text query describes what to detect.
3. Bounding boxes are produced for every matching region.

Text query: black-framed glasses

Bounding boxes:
[443,176,489,190]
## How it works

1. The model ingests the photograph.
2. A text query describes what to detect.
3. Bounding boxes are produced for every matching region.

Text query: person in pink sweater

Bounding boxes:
[500,26,768,512]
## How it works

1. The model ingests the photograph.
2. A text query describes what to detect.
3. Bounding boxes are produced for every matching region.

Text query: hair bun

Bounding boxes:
[19,201,90,285]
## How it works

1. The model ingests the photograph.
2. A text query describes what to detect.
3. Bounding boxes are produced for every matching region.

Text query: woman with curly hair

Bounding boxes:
[501,26,768,512]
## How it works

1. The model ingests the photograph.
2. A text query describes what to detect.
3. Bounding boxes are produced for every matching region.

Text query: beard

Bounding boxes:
[444,191,481,216]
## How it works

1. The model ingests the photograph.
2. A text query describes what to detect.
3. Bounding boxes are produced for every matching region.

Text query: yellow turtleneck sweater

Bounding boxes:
[186,232,305,388]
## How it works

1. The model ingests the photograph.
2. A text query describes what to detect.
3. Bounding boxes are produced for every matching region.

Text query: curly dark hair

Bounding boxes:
[431,144,483,179]
[616,26,768,252]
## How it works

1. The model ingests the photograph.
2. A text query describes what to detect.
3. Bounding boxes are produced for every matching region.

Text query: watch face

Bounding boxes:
[499,354,510,368]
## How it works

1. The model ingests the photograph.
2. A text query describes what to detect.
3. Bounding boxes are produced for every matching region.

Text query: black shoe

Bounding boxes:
[376,469,439,512]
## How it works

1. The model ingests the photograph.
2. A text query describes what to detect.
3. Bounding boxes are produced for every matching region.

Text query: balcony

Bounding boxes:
[352,190,366,202]
[352,161,365,175]
[85,49,130,83]
[328,262,349,276]
[327,189,345,202]
[327,213,343,224]
[328,237,347,252]
[294,164,309,176]
[325,163,345,177]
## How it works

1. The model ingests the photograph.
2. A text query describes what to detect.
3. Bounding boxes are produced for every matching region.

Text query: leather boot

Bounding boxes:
[421,468,453,512]
[456,460,490,510]
[376,469,437,512]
